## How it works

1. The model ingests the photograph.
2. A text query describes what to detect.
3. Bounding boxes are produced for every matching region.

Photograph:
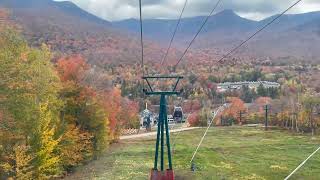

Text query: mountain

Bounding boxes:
[0,0,168,66]
[114,10,256,43]
[1,0,320,65]
[258,11,320,31]
[0,0,111,25]
[113,10,320,62]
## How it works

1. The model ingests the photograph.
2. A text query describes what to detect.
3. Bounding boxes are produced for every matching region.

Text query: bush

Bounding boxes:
[188,108,211,127]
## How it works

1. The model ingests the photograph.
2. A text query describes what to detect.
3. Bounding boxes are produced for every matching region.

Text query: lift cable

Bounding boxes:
[284,145,320,180]
[190,106,225,163]
[139,0,145,76]
[161,0,189,66]
[173,0,223,69]
[181,0,303,87]
[216,0,303,64]
[188,0,303,166]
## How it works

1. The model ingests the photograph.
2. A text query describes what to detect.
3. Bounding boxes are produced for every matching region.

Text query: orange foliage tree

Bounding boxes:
[101,87,122,140]
[222,97,247,124]
[102,87,140,140]
[56,55,88,82]
[119,98,139,129]
[56,55,109,167]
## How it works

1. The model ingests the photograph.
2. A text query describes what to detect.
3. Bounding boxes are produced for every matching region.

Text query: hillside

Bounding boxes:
[114,10,320,62]
[0,0,170,66]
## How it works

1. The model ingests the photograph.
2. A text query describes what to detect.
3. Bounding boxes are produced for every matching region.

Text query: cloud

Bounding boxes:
[55,0,320,21]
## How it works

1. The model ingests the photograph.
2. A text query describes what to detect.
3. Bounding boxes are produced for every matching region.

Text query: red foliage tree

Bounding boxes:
[56,55,89,82]
[188,111,200,127]
[183,100,201,113]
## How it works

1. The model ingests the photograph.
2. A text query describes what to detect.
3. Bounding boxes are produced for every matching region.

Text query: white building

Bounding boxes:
[217,81,280,93]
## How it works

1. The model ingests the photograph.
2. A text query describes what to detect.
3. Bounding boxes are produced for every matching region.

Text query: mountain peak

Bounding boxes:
[215,9,239,18]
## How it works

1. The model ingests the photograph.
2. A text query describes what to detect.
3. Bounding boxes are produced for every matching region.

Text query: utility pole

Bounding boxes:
[264,105,270,131]
[239,110,245,125]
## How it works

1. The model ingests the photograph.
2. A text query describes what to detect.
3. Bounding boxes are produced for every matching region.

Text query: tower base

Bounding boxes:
[150,169,174,180]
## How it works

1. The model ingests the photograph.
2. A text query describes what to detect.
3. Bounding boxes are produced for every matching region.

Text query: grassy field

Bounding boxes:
[65,127,320,180]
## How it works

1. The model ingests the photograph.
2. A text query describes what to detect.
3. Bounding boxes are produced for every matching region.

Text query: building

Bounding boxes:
[217,81,280,93]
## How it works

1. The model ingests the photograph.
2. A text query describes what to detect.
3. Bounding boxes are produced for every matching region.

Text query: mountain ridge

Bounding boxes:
[0,0,172,66]
[1,0,320,64]
[113,9,320,36]
[113,9,320,62]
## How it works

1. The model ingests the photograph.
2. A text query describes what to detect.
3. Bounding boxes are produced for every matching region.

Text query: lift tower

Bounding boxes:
[143,75,183,180]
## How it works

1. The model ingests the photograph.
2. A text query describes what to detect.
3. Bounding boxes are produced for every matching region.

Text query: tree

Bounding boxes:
[101,87,122,141]
[222,97,247,124]
[267,87,279,99]
[56,56,110,158]
[257,84,267,97]
[1,144,35,180]
[32,103,62,179]
[182,100,201,114]
[59,125,93,171]
[208,75,220,83]
[0,29,63,178]
[188,73,197,85]
[301,95,320,135]
[56,55,88,83]
[240,85,256,103]
[119,98,140,129]
[188,108,212,127]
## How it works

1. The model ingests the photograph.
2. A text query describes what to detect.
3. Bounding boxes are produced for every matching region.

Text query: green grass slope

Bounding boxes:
[65,127,320,180]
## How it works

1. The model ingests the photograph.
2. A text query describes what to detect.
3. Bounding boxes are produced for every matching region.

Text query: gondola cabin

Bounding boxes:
[140,103,155,128]
[173,106,184,123]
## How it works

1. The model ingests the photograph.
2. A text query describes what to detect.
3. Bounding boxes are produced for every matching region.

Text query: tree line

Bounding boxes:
[0,29,139,179]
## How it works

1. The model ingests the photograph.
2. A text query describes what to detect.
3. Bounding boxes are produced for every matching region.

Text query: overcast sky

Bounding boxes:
[56,0,320,21]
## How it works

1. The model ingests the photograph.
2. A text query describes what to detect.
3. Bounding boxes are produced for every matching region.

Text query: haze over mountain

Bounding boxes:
[114,9,320,62]
[1,0,320,65]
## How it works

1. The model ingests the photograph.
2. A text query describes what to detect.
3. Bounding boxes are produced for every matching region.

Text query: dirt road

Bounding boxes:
[120,127,200,140]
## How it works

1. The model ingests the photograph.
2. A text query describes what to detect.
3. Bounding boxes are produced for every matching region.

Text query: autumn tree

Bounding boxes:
[300,95,320,135]
[222,97,247,124]
[101,87,122,141]
[255,97,272,114]
[0,29,63,178]
[119,98,140,129]
[32,103,62,179]
[56,55,110,162]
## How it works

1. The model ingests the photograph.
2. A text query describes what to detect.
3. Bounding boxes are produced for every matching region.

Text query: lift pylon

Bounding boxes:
[142,75,183,180]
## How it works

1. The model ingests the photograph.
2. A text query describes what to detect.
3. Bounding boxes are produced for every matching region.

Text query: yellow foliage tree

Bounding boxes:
[14,145,34,180]
[33,102,62,179]
[0,144,34,180]
[60,125,94,169]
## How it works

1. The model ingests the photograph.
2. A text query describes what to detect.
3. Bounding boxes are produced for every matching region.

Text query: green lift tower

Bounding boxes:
[143,75,183,180]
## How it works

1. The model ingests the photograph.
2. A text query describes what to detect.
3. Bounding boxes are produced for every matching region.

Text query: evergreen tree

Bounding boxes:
[240,85,254,103]
[257,84,267,97]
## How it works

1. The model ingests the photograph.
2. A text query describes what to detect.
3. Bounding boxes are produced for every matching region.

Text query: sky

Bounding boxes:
[55,0,320,21]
